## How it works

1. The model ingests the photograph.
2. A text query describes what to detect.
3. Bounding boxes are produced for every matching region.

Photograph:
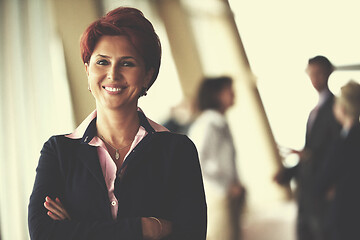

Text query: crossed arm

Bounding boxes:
[43,196,171,240]
[29,136,206,240]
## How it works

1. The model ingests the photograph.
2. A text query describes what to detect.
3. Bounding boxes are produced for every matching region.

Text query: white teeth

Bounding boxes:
[105,87,122,92]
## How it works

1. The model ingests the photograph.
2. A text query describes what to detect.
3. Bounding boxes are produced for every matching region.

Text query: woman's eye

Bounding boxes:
[122,61,135,67]
[96,59,109,65]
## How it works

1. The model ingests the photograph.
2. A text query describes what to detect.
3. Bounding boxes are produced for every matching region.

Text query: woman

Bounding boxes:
[318,80,360,240]
[28,7,207,240]
[188,77,243,240]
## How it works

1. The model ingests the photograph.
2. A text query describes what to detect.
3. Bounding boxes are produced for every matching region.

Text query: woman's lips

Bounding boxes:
[102,85,127,94]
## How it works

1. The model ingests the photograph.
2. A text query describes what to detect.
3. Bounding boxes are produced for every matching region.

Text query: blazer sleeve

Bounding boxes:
[317,138,345,196]
[28,136,143,240]
[167,135,207,240]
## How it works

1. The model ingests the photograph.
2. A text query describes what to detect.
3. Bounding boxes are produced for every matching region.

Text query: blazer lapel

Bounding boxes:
[307,94,334,138]
[77,143,107,192]
[119,112,157,175]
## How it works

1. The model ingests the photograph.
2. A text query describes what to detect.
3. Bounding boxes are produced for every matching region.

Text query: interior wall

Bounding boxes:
[154,0,204,99]
[0,0,76,239]
[50,0,102,125]
[177,0,289,208]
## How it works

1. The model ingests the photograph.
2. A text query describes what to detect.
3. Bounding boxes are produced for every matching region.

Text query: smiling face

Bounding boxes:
[85,35,153,112]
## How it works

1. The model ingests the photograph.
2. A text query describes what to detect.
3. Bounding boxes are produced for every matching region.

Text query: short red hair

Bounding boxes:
[80,7,162,89]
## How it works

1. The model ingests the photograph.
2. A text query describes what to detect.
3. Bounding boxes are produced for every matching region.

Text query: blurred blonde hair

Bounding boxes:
[337,80,360,118]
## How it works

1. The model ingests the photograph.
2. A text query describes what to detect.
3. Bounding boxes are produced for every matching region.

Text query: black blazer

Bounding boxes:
[28,112,207,240]
[279,94,341,204]
[304,94,341,164]
[318,123,360,240]
[297,93,341,191]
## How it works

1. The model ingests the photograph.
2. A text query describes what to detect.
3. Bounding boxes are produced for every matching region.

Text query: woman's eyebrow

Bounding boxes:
[95,54,136,61]
[120,56,136,60]
[96,54,111,58]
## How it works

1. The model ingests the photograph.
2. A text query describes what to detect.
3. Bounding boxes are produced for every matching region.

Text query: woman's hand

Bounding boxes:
[291,148,311,161]
[229,183,243,199]
[44,196,71,221]
[141,217,172,240]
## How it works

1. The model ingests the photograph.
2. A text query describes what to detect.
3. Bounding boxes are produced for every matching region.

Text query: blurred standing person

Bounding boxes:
[275,56,341,240]
[318,81,360,240]
[162,99,194,134]
[188,76,244,240]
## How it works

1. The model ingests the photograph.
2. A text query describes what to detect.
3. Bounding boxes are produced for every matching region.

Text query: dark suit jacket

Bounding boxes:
[318,123,360,240]
[28,112,207,240]
[282,94,340,207]
[297,93,341,196]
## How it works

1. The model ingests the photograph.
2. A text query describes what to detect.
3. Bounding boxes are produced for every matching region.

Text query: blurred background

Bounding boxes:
[1,0,360,239]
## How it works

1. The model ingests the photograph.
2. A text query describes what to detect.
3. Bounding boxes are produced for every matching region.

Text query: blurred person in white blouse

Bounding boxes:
[188,76,244,240]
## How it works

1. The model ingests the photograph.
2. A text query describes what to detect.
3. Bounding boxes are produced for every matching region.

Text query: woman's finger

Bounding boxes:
[55,197,71,220]
[47,211,61,221]
[44,197,63,215]
[44,196,68,220]
[44,201,66,220]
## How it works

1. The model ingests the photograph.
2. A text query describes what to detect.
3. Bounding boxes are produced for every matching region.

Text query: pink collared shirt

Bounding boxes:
[66,109,168,219]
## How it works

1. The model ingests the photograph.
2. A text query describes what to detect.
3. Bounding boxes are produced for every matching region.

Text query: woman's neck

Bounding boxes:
[217,106,227,115]
[96,106,140,146]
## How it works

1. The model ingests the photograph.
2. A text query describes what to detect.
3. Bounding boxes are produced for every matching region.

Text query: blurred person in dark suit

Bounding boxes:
[274,56,341,240]
[317,80,360,240]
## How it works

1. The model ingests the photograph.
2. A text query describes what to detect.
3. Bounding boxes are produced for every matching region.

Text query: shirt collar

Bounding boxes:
[66,108,168,144]
[202,109,227,127]
[318,89,331,107]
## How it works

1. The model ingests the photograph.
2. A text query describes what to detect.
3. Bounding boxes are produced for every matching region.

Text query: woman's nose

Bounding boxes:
[107,66,122,81]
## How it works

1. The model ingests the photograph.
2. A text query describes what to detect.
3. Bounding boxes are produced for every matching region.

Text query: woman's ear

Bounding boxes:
[85,63,89,77]
[85,63,91,92]
[144,68,155,88]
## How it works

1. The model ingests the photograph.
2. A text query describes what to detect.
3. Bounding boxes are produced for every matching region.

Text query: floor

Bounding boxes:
[240,201,297,240]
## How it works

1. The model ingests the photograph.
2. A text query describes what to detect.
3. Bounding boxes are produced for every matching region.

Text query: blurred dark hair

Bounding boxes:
[196,76,233,111]
[308,55,334,76]
[80,7,161,90]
